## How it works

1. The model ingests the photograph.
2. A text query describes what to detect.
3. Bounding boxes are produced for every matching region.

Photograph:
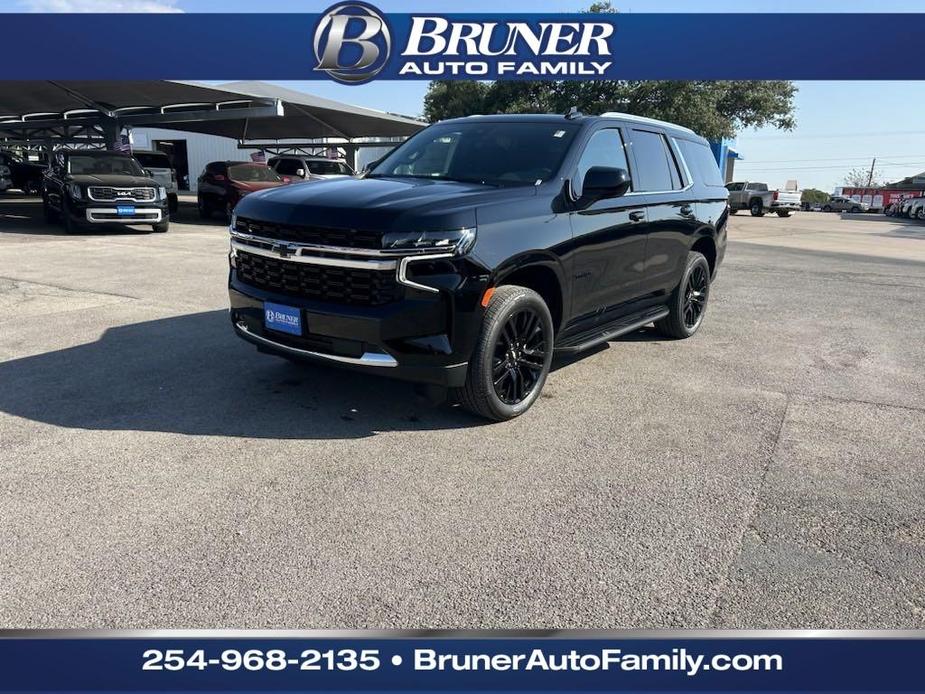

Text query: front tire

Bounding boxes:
[750,200,765,217]
[43,197,59,224]
[777,210,791,217]
[197,195,211,220]
[850,206,860,213]
[453,285,554,422]
[61,201,80,234]
[152,219,169,233]
[655,251,711,340]
[823,205,832,212]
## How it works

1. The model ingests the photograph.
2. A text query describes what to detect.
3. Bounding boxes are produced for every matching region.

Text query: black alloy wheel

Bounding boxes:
[491,308,548,406]
[682,262,709,332]
[454,285,554,421]
[655,250,711,339]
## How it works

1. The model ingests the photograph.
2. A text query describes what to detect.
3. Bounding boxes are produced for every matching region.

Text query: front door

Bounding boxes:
[568,127,649,322]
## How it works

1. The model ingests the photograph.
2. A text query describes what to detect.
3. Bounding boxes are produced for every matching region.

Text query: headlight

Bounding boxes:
[158,186,167,201]
[67,183,82,200]
[381,227,476,255]
[0,165,9,176]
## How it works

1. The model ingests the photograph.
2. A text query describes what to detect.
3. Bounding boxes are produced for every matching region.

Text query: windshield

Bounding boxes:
[370,121,580,186]
[134,152,171,169]
[228,164,282,183]
[68,155,144,176]
[307,160,352,176]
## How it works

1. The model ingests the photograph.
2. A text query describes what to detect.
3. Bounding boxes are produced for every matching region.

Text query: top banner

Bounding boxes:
[0,5,921,81]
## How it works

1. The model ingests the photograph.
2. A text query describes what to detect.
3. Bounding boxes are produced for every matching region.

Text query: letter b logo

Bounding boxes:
[314,2,391,83]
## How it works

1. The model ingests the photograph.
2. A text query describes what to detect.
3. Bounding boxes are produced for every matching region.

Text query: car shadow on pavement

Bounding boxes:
[0,194,159,237]
[0,309,483,439]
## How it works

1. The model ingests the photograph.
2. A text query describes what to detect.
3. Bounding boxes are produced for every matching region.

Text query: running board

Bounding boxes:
[554,308,669,354]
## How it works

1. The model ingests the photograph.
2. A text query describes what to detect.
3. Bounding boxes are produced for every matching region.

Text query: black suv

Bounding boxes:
[229,113,728,420]
[43,150,169,234]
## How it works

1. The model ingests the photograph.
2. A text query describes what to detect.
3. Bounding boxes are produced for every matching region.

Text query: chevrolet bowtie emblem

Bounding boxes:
[272,242,297,258]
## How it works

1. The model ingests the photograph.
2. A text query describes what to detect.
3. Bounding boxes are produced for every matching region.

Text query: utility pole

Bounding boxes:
[866,157,877,187]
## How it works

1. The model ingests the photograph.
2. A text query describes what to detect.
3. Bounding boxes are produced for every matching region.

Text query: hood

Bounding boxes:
[232,180,287,193]
[69,173,157,187]
[234,175,537,232]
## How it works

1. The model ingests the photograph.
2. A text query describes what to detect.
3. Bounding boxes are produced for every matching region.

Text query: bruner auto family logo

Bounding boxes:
[312,2,615,84]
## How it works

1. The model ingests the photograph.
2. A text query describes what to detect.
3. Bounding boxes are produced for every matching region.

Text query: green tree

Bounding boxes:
[801,188,830,205]
[423,80,796,141]
[843,166,884,188]
[421,2,796,140]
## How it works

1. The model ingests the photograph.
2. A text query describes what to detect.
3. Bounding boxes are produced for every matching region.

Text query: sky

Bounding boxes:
[4,0,925,191]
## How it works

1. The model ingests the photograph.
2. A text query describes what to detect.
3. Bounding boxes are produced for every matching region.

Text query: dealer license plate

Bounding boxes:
[116,205,135,216]
[264,302,302,336]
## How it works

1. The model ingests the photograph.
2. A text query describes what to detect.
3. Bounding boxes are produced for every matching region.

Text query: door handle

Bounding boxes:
[679,205,694,216]
[629,210,646,222]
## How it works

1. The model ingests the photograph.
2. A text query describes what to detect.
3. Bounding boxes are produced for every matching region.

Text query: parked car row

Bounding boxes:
[0,150,45,195]
[885,195,925,220]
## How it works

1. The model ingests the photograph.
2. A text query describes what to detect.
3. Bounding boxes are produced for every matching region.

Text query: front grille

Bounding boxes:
[235,217,382,250]
[235,251,400,306]
[88,186,156,202]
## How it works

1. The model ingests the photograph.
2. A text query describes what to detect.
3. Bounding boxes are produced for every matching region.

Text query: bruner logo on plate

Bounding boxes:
[313,1,391,84]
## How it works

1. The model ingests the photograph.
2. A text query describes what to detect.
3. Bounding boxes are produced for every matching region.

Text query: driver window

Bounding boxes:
[576,128,631,192]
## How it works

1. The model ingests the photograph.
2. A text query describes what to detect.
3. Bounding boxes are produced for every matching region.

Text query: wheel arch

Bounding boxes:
[690,233,717,277]
[491,254,567,334]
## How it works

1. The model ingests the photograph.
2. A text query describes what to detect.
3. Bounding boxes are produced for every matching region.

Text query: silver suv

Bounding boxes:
[133,151,179,213]
[268,156,354,183]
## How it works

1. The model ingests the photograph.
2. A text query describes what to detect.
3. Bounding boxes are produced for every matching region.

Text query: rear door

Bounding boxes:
[626,128,697,299]
[568,126,650,320]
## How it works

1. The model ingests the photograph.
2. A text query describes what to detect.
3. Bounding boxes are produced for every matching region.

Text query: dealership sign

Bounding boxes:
[313,2,614,83]
[0,12,921,80]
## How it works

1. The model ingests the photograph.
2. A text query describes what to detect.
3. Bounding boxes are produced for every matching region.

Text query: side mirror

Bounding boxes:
[296,168,306,178]
[143,169,153,177]
[582,166,631,201]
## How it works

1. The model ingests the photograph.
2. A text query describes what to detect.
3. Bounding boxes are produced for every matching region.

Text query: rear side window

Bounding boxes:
[274,158,303,176]
[677,139,725,188]
[576,128,631,192]
[629,129,683,192]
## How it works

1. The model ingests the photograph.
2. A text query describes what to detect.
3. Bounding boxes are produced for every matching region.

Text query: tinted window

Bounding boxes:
[371,121,580,187]
[678,139,725,188]
[726,182,745,191]
[134,152,171,169]
[629,129,680,192]
[274,159,303,176]
[306,160,353,176]
[576,128,631,192]
[227,164,282,183]
[68,155,143,176]
[205,162,225,175]
[747,183,768,191]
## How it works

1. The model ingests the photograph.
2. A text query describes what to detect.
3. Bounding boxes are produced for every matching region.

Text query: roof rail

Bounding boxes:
[600,111,696,135]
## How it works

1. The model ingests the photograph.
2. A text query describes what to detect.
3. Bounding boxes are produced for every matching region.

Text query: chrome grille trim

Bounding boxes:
[87,186,156,203]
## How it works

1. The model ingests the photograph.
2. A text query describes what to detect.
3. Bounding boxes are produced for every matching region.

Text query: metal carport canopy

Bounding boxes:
[0,80,424,143]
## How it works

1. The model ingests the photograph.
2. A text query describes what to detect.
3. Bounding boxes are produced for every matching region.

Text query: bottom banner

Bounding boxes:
[0,631,923,692]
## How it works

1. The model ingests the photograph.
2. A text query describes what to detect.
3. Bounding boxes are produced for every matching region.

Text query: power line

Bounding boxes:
[738,153,925,164]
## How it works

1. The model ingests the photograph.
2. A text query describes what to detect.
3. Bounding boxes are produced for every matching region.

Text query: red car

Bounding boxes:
[197,161,288,221]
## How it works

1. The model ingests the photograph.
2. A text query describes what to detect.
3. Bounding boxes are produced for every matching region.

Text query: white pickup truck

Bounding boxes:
[726,181,801,217]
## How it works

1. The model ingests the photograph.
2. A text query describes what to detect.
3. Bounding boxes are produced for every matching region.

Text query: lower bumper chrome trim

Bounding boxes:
[234,321,398,368]
[86,208,162,223]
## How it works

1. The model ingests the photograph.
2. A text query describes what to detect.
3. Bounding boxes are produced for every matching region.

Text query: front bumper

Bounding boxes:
[229,271,485,388]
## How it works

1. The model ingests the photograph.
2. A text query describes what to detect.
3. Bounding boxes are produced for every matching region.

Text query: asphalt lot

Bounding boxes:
[1,194,924,629]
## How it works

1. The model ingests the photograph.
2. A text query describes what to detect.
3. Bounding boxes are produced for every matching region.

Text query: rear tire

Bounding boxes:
[823,205,832,212]
[453,285,554,422]
[750,200,765,217]
[729,208,738,215]
[43,197,59,224]
[655,251,711,340]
